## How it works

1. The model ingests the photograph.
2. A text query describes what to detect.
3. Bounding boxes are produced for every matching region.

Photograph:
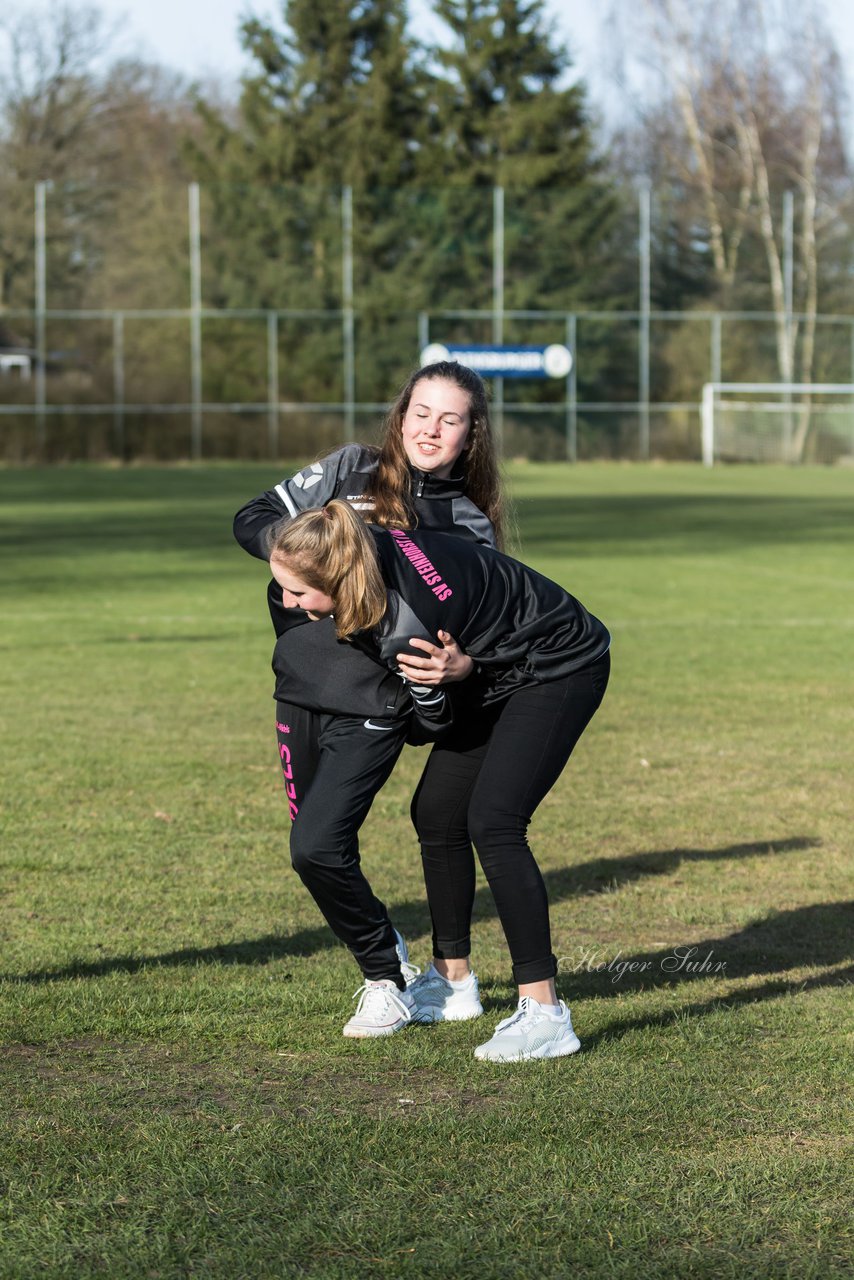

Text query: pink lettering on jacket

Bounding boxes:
[389,529,453,601]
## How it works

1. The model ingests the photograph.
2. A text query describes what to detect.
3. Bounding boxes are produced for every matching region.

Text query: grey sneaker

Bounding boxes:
[474,997,581,1062]
[409,964,483,1023]
[343,979,415,1038]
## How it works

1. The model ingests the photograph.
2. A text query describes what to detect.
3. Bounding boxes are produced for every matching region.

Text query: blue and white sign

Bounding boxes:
[421,342,573,380]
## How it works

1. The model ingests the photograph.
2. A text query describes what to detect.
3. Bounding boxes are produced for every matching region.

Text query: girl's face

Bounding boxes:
[401,377,472,478]
[269,557,334,620]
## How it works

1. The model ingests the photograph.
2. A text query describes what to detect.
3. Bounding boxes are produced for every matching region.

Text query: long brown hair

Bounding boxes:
[369,361,507,550]
[268,501,387,640]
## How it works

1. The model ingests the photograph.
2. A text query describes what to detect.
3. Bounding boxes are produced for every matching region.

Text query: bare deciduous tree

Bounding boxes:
[0,4,112,309]
[606,0,850,458]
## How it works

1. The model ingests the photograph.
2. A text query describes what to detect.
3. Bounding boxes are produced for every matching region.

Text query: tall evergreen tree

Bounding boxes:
[428,0,579,185]
[420,0,621,312]
[190,0,426,303]
[409,0,628,456]
[188,0,431,407]
[188,0,625,434]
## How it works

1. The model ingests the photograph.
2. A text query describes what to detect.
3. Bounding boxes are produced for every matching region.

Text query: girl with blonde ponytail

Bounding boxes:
[234,365,505,1041]
[269,503,387,640]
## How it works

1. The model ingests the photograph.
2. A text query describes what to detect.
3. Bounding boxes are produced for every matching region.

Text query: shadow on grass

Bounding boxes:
[0,633,255,652]
[517,494,854,556]
[557,899,854,1047]
[6,488,854,559]
[579,958,854,1052]
[392,834,823,940]
[585,961,854,1050]
[560,899,854,994]
[1,926,336,985]
[540,835,822,901]
[4,834,825,988]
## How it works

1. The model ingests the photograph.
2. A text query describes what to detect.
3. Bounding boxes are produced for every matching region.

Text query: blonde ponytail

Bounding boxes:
[268,501,387,639]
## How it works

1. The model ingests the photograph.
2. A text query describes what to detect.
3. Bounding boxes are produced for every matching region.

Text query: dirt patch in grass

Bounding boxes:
[0,1039,509,1121]
[743,1132,854,1157]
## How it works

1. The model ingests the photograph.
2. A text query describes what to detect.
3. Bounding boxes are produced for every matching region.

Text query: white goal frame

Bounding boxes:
[701,382,854,466]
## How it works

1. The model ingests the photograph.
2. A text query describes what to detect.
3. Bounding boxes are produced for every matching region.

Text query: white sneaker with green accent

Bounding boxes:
[473,997,581,1062]
[343,979,415,1038]
[409,964,483,1023]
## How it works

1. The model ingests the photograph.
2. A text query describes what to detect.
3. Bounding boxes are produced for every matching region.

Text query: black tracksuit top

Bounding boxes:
[232,444,497,720]
[368,527,611,718]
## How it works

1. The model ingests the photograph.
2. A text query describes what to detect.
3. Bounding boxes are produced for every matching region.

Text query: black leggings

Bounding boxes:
[276,701,408,985]
[411,653,610,984]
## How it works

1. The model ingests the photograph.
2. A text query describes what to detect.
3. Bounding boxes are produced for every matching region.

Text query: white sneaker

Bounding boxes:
[409,964,483,1023]
[394,929,421,986]
[343,979,415,1038]
[474,997,581,1062]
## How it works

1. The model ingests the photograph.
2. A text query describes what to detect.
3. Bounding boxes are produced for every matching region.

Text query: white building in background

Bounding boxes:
[0,350,32,379]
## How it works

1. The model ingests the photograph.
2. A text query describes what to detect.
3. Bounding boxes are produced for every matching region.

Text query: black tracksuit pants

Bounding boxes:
[276,701,408,986]
[411,652,610,985]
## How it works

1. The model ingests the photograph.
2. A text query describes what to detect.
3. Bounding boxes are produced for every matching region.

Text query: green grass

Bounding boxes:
[1,461,852,1279]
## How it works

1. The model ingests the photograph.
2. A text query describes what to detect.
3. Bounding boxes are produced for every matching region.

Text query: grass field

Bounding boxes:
[1,461,852,1279]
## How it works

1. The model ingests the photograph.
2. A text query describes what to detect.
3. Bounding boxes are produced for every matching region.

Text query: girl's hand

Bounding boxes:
[396,631,473,685]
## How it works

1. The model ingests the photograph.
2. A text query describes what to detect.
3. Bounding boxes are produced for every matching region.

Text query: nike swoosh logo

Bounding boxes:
[364,720,396,731]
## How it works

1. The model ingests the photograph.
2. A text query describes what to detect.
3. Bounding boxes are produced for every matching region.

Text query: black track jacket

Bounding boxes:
[232,444,496,723]
[368,527,611,719]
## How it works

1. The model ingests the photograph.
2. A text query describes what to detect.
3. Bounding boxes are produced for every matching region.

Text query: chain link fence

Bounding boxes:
[2,183,854,464]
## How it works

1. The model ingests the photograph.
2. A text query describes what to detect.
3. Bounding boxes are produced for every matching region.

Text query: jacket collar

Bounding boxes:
[408,463,467,500]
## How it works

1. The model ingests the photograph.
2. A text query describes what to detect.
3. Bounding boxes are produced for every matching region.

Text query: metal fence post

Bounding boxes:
[492,185,504,449]
[566,313,577,462]
[701,381,715,467]
[267,310,279,457]
[342,185,355,443]
[113,311,125,460]
[639,182,651,460]
[35,181,47,453]
[783,190,794,460]
[188,182,203,459]
[710,312,722,387]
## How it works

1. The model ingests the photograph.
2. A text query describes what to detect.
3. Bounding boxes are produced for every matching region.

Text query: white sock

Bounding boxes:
[531,999,562,1016]
[430,964,471,988]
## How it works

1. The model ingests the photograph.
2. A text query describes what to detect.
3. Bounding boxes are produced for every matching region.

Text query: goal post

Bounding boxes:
[700,382,854,466]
